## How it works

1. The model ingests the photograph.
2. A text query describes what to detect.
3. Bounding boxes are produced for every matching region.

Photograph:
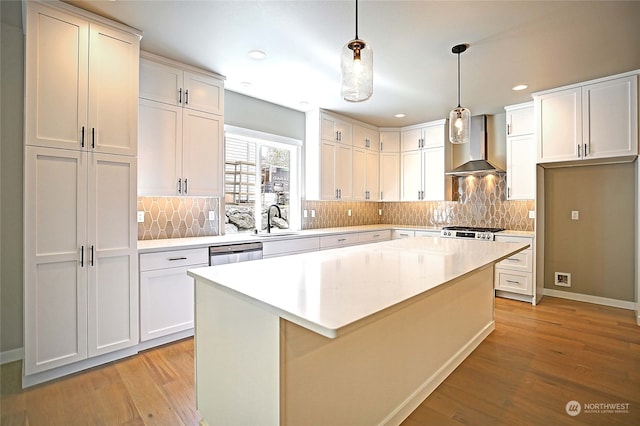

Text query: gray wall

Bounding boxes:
[544,163,636,301]
[224,90,305,141]
[1,0,25,355]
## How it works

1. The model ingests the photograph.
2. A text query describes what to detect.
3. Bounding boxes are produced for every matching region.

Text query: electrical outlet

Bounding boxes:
[347,209,352,217]
[311,210,316,218]
[528,210,535,219]
[378,209,382,216]
[208,211,216,221]
[137,211,145,223]
[303,209,308,218]
[571,210,579,220]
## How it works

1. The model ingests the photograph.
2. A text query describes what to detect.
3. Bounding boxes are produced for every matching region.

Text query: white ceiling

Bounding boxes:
[65,0,640,127]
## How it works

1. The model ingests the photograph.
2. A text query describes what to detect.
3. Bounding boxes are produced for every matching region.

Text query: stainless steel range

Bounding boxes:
[440,226,505,241]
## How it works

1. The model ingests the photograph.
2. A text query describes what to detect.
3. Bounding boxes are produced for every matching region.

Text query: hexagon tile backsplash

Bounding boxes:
[137,197,220,240]
[303,175,535,231]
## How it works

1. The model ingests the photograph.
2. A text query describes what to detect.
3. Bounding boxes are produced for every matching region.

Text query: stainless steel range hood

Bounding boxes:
[446,115,505,176]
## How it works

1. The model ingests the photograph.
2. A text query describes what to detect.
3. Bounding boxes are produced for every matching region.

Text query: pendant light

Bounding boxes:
[449,44,470,144]
[341,0,373,102]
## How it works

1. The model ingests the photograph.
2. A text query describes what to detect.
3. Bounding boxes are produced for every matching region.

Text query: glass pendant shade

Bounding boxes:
[341,39,373,102]
[449,106,471,144]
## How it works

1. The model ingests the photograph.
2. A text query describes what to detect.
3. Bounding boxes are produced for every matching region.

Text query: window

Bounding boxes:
[224,125,301,234]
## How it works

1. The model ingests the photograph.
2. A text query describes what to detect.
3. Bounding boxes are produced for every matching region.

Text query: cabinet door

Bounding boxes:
[506,104,534,137]
[321,117,337,141]
[507,135,536,200]
[583,75,638,159]
[24,147,88,374]
[352,147,367,201]
[182,109,223,196]
[380,152,400,201]
[401,128,423,152]
[401,150,422,201]
[365,150,380,201]
[335,144,353,199]
[320,141,337,199]
[25,4,88,150]
[422,122,445,148]
[139,59,182,106]
[380,131,400,153]
[88,23,139,156]
[184,71,224,115]
[537,87,582,162]
[140,265,202,341]
[138,99,183,195]
[335,119,353,145]
[422,146,444,201]
[87,154,138,356]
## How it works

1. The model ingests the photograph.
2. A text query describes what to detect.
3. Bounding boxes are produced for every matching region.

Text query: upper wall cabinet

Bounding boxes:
[353,124,379,151]
[321,114,353,145]
[139,57,224,115]
[25,1,141,156]
[505,102,535,200]
[534,72,638,164]
[138,53,225,197]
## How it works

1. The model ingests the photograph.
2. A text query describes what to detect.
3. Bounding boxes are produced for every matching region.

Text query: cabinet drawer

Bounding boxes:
[494,235,533,246]
[357,230,391,244]
[495,271,532,295]
[392,230,415,239]
[320,233,359,249]
[496,249,532,272]
[262,237,319,257]
[140,248,209,271]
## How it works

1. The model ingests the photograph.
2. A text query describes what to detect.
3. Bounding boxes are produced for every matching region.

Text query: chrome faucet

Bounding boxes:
[266,204,281,233]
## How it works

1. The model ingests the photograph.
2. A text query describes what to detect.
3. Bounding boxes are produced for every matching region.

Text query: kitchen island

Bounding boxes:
[188,236,528,425]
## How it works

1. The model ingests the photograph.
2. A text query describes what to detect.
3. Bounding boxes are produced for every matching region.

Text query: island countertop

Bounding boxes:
[187,236,528,338]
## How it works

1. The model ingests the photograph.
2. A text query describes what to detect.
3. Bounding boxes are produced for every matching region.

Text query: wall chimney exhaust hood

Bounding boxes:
[446,115,505,176]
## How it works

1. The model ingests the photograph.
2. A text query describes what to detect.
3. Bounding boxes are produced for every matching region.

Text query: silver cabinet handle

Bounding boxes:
[380,191,383,200]
[168,257,188,261]
[506,257,521,261]
[584,143,588,157]
[80,245,84,267]
[90,245,94,266]
[178,178,182,194]
[335,189,339,199]
[338,238,346,242]
[179,88,182,104]
[81,126,85,148]
[91,127,95,149]
[577,144,581,158]
[185,89,189,105]
[507,187,510,198]
[339,188,342,199]
[380,142,383,151]
[184,178,188,194]
[506,280,520,284]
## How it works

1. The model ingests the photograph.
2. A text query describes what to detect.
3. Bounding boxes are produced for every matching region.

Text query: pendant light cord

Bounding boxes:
[457,51,461,108]
[355,0,359,39]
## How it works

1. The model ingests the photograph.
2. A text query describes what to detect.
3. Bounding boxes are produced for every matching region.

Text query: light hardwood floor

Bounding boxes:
[2,296,639,425]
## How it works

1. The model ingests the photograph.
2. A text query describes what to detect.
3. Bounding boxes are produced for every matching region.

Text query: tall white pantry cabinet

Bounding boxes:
[23,0,141,382]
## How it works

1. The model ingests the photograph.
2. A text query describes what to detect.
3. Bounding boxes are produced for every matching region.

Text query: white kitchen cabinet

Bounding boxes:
[139,55,224,115]
[379,152,400,201]
[138,54,224,197]
[379,130,401,153]
[392,230,415,239]
[139,248,208,342]
[24,146,139,375]
[262,237,320,258]
[320,140,352,200]
[319,233,360,249]
[400,120,447,201]
[494,235,534,299]
[353,124,379,151]
[352,148,379,201]
[414,230,441,238]
[535,72,638,163]
[505,102,535,200]
[321,113,353,144]
[357,230,392,244]
[25,1,140,156]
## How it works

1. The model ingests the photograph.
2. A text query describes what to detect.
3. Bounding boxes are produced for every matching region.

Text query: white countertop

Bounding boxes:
[187,237,529,338]
[138,224,532,253]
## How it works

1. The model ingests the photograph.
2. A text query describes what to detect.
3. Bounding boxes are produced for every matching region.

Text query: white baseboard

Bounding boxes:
[543,288,637,311]
[1,347,24,365]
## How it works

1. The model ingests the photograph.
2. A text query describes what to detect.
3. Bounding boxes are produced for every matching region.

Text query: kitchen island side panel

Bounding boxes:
[282,265,495,425]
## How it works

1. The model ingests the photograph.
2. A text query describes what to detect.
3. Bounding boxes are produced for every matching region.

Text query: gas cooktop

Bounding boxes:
[440,226,505,241]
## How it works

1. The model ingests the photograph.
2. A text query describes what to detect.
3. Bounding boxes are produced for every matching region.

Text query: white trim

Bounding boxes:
[1,347,24,365]
[543,288,637,311]
[224,124,302,147]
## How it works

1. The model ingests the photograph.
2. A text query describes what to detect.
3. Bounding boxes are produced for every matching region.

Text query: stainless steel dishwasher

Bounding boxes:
[209,242,263,266]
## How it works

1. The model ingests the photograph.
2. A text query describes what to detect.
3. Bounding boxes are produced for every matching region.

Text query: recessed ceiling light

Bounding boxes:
[394,113,405,118]
[240,81,252,88]
[248,50,266,60]
[299,101,310,108]
[512,84,528,91]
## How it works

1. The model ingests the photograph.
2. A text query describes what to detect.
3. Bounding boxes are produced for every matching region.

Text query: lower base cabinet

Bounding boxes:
[494,235,534,297]
[139,248,208,342]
